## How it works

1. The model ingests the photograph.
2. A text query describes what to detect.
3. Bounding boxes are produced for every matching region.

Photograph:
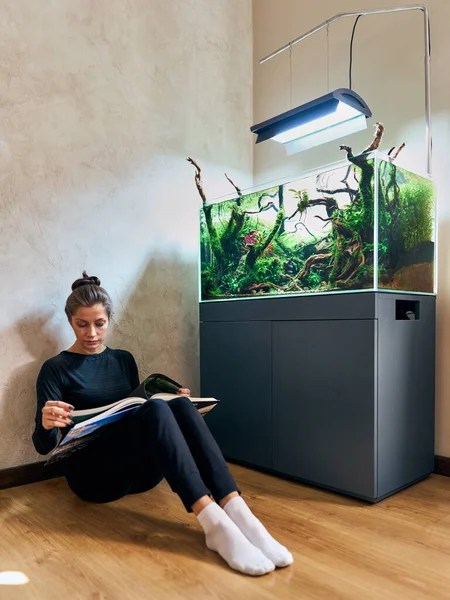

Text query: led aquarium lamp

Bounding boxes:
[250,88,372,155]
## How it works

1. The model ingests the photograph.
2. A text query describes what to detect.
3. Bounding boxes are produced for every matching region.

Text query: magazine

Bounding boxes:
[45,373,219,465]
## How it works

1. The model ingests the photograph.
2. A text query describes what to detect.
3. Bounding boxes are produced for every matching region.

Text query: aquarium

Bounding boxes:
[199,151,435,302]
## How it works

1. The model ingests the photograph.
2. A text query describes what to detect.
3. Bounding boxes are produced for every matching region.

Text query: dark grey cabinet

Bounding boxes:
[200,321,273,469]
[272,319,376,498]
[200,292,435,502]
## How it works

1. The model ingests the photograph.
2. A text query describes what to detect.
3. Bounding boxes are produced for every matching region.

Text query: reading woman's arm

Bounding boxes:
[128,353,140,391]
[32,362,62,455]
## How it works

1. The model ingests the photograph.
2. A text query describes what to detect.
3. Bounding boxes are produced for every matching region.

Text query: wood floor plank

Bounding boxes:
[0,465,449,599]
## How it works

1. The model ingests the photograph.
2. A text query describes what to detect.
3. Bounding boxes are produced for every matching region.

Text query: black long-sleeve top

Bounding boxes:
[32,347,140,455]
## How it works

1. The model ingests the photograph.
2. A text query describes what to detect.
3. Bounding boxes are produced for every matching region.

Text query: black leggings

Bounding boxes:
[64,396,240,512]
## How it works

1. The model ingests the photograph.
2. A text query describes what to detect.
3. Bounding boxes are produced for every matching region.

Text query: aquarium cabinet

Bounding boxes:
[199,153,436,502]
[200,292,435,502]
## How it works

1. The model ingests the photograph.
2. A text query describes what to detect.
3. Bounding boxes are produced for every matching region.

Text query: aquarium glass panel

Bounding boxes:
[199,151,435,302]
[376,157,435,294]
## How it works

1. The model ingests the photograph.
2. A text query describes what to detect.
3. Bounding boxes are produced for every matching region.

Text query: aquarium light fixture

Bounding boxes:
[250,88,372,155]
[255,6,431,172]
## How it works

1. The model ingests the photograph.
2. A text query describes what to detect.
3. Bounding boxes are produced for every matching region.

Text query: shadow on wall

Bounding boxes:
[0,313,61,468]
[107,252,199,395]
[105,252,199,392]
[0,251,199,470]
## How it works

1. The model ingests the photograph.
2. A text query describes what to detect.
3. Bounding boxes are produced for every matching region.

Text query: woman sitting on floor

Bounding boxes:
[32,272,293,576]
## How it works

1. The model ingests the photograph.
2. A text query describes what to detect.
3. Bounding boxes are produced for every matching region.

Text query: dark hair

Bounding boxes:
[65,271,113,321]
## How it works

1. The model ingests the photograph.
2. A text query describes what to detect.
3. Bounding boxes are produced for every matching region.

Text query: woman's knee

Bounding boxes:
[136,398,172,420]
[168,395,193,413]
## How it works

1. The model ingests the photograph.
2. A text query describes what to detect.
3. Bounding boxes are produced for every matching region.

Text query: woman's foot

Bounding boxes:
[223,496,293,568]
[196,503,275,576]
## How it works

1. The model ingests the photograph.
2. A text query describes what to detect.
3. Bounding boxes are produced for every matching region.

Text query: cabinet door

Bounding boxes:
[200,321,272,469]
[272,320,376,499]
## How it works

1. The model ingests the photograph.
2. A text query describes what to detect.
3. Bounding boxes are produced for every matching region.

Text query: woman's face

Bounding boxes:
[70,303,109,354]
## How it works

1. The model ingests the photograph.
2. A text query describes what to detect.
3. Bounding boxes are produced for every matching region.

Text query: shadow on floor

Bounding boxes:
[3,477,219,565]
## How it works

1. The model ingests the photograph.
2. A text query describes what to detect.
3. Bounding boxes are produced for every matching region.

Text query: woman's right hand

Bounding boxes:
[42,401,74,430]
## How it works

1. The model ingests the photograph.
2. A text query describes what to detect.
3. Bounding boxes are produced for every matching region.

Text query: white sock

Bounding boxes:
[223,496,293,568]
[196,502,275,576]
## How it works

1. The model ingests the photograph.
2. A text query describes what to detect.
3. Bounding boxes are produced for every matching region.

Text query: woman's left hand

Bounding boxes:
[177,387,191,396]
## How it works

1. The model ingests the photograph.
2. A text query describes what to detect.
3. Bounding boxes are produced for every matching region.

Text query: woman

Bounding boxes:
[32,272,293,576]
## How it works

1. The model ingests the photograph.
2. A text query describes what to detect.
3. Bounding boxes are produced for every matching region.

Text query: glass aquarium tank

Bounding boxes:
[199,151,435,302]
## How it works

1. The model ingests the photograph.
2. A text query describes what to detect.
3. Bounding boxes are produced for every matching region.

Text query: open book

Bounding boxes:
[45,373,219,465]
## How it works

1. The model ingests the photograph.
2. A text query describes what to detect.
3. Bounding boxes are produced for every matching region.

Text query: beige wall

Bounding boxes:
[253,0,450,456]
[0,0,253,469]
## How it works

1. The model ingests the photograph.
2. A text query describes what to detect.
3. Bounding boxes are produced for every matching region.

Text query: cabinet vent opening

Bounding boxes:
[395,300,420,320]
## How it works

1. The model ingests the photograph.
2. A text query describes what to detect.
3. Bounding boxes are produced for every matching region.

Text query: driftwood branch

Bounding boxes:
[392,143,406,160]
[188,157,227,273]
[339,145,355,161]
[225,173,242,197]
[293,221,317,238]
[246,202,277,214]
[315,215,333,223]
[339,122,385,161]
[285,254,333,290]
[387,143,406,160]
[317,187,358,197]
[307,197,339,217]
[362,122,385,153]
[299,253,333,279]
[187,157,208,204]
[245,192,280,215]
[340,165,353,185]
[259,192,279,210]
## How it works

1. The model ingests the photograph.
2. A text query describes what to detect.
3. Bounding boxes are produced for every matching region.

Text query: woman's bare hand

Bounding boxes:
[177,388,191,396]
[42,400,74,430]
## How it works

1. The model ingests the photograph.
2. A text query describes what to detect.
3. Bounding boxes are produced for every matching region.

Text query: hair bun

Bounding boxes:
[71,270,101,291]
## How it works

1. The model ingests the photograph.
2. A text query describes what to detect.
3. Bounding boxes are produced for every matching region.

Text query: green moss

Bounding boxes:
[377,162,434,277]
[398,178,434,251]
[245,202,285,270]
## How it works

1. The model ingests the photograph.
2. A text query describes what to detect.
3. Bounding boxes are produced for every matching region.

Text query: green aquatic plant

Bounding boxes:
[245,203,285,270]
[398,178,434,252]
[338,154,375,244]
[377,160,434,278]
[289,189,310,217]
[221,203,247,260]
[306,270,323,287]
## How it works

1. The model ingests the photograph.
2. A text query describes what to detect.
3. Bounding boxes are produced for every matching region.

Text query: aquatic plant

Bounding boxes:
[398,178,434,252]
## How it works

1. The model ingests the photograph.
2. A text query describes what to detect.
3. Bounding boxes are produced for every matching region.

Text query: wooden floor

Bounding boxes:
[1,465,450,599]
